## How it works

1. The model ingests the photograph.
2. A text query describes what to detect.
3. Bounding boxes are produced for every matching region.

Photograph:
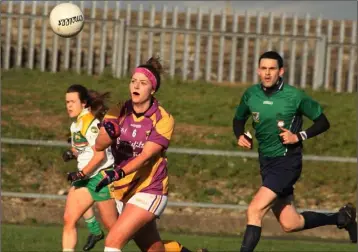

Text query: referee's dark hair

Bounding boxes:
[259,51,284,69]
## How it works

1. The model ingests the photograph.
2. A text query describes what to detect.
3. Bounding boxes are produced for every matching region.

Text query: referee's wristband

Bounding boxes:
[296,131,308,141]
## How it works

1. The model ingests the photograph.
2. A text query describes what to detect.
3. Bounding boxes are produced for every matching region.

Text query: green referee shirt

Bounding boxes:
[234,82,323,157]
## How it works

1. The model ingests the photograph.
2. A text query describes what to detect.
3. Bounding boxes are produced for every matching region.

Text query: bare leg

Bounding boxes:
[62,187,94,250]
[104,203,158,250]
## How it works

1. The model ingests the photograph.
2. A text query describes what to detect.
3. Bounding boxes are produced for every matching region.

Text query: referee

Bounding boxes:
[233,51,357,252]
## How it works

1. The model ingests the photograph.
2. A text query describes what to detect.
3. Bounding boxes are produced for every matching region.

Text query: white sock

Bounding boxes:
[104,247,121,252]
[63,249,74,252]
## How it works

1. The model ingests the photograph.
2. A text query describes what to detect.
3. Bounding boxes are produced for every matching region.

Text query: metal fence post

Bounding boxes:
[16,1,25,68]
[87,1,97,75]
[40,2,49,72]
[4,1,13,70]
[336,20,345,93]
[28,1,37,70]
[324,20,333,91]
[115,19,126,78]
[313,35,327,90]
[347,22,357,93]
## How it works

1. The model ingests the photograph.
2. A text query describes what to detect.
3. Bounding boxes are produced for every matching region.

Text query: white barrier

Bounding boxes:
[2,137,357,163]
[1,191,335,213]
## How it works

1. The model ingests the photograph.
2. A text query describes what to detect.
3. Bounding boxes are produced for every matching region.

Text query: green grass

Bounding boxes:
[2,69,356,156]
[1,69,357,208]
[2,144,356,208]
[1,224,356,252]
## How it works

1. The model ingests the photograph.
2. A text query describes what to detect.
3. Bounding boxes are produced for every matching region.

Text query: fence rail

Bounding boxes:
[1,1,357,92]
[1,191,335,213]
[1,138,356,163]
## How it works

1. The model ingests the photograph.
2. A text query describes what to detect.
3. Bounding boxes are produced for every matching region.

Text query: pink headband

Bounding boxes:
[134,67,157,90]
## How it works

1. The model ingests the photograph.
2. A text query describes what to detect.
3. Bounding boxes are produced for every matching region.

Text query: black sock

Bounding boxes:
[240,225,262,252]
[301,211,338,230]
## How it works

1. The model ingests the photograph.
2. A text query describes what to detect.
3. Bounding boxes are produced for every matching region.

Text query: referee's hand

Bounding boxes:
[279,127,299,144]
[238,135,252,149]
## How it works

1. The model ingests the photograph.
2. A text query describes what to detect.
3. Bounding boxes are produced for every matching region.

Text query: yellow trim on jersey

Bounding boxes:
[132,114,144,122]
[110,157,168,202]
[153,107,174,141]
[78,113,96,137]
[161,176,169,193]
[109,104,173,202]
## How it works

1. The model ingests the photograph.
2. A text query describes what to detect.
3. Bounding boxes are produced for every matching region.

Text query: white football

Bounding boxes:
[49,3,84,38]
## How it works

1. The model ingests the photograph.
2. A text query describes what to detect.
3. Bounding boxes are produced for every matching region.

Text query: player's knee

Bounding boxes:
[279,213,304,233]
[280,221,299,233]
[63,212,76,228]
[247,204,265,221]
[105,228,125,249]
[281,224,296,233]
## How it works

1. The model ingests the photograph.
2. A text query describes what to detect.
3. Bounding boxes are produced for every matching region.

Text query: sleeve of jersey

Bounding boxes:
[147,114,175,150]
[85,119,100,146]
[298,91,323,121]
[234,91,251,121]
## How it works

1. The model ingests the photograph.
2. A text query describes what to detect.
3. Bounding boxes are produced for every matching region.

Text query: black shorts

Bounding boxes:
[259,153,302,198]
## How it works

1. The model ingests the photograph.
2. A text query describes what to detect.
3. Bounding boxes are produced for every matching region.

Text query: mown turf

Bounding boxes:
[2,144,356,208]
[1,224,356,252]
[1,69,357,208]
[2,69,356,156]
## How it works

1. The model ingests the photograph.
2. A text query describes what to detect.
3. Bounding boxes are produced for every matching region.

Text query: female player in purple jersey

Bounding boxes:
[94,57,207,252]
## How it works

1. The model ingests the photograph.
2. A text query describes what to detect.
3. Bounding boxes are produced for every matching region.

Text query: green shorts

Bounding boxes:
[73,170,112,202]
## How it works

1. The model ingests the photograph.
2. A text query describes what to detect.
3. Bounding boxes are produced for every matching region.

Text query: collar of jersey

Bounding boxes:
[260,77,284,94]
[76,108,90,121]
[126,98,159,118]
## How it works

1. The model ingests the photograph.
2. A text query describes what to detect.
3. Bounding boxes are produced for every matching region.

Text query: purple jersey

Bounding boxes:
[104,99,174,202]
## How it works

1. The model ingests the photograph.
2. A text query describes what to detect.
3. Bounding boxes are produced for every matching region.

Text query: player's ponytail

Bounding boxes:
[87,90,110,121]
[146,56,163,75]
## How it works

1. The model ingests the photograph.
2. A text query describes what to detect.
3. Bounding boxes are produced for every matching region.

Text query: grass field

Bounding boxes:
[1,224,356,252]
[1,69,356,208]
[2,144,356,207]
[2,69,356,156]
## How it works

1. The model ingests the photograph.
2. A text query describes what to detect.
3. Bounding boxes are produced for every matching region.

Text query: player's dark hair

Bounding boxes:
[137,56,163,92]
[259,51,284,69]
[66,84,110,120]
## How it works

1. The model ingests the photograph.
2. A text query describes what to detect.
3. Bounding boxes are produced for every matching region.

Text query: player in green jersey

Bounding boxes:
[233,51,357,252]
